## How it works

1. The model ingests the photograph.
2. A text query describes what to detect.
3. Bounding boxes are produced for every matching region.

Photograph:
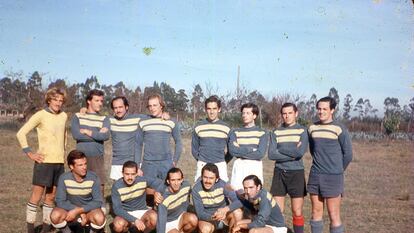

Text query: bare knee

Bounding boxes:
[198,221,214,233]
[89,209,106,225]
[50,208,66,224]
[112,217,128,233]
[146,210,158,228]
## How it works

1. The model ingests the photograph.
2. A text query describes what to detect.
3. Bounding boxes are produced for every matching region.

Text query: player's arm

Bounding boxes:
[268,130,294,162]
[224,186,243,211]
[70,114,94,142]
[247,197,271,229]
[111,184,137,222]
[242,130,269,160]
[82,177,103,212]
[228,130,254,158]
[339,126,353,171]
[134,124,144,168]
[88,117,110,141]
[55,176,77,211]
[191,188,213,221]
[172,121,183,165]
[191,128,200,161]
[156,203,168,233]
[277,128,309,160]
[16,111,44,163]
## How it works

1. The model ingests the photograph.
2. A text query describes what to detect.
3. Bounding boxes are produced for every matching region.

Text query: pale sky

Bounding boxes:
[0,0,413,112]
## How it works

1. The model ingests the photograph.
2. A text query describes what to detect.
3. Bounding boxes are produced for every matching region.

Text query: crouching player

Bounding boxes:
[111,161,163,233]
[192,163,243,233]
[233,175,287,233]
[157,167,198,233]
[50,150,105,233]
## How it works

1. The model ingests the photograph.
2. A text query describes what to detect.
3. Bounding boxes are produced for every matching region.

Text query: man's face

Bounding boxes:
[317,101,334,123]
[48,94,64,113]
[70,157,88,178]
[242,107,256,126]
[148,97,163,117]
[122,167,138,186]
[243,179,260,200]
[87,95,104,113]
[112,99,128,118]
[205,102,220,122]
[281,106,298,127]
[167,172,183,193]
[201,170,217,190]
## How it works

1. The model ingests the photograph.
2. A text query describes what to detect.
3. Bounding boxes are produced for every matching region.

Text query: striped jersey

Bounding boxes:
[136,116,182,164]
[308,121,353,174]
[111,176,162,222]
[71,112,110,157]
[241,189,285,229]
[109,113,149,165]
[157,181,191,233]
[192,179,242,221]
[55,171,102,212]
[191,119,231,163]
[268,123,308,170]
[228,126,268,160]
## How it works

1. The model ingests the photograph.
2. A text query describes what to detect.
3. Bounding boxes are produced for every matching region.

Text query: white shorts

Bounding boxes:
[110,165,123,180]
[266,225,288,233]
[230,158,263,191]
[195,161,229,182]
[128,209,149,219]
[165,213,183,232]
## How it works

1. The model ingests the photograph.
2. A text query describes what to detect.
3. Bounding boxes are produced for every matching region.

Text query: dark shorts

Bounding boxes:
[86,156,106,184]
[141,160,173,180]
[307,172,344,197]
[32,163,64,187]
[270,168,307,198]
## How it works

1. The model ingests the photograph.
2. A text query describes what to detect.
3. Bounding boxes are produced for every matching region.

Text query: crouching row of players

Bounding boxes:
[51,150,287,233]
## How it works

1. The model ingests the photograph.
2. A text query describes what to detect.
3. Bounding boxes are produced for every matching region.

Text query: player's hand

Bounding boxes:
[134,219,146,231]
[297,141,302,148]
[100,127,108,133]
[154,192,164,205]
[79,213,87,226]
[66,208,79,222]
[79,107,87,115]
[161,112,170,120]
[212,207,228,221]
[232,225,241,233]
[137,168,143,176]
[80,129,92,137]
[27,152,44,163]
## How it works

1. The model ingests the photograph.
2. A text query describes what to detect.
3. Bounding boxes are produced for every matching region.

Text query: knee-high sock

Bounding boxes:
[26,202,37,233]
[293,215,304,233]
[310,220,323,233]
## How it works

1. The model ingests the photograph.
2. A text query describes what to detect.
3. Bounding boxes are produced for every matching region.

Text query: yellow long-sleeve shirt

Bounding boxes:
[16,108,67,163]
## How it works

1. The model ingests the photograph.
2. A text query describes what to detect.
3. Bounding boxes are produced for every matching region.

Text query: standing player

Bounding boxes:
[307,97,353,233]
[268,103,308,233]
[228,103,268,191]
[192,163,242,233]
[136,93,182,180]
[192,95,231,181]
[157,167,198,233]
[232,175,287,233]
[71,89,110,198]
[50,150,105,233]
[111,161,162,233]
[16,87,67,233]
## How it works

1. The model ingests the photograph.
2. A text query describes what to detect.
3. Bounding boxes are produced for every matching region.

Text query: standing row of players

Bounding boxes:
[17,88,352,233]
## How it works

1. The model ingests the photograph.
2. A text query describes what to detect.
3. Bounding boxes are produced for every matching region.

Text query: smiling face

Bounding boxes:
[147,97,163,117]
[48,94,65,113]
[87,95,104,113]
[205,102,221,122]
[317,101,334,123]
[167,171,183,193]
[69,157,88,178]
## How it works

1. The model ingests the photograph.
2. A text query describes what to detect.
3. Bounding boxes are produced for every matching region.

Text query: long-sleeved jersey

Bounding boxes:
[55,171,102,212]
[71,113,110,157]
[136,117,182,165]
[192,179,242,221]
[241,189,285,229]
[16,108,67,163]
[228,126,268,161]
[109,113,149,165]
[191,119,231,163]
[268,123,308,170]
[308,121,353,174]
[111,176,162,222]
[157,181,191,233]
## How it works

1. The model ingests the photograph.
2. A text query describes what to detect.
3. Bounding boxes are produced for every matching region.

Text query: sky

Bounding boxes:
[0,0,413,113]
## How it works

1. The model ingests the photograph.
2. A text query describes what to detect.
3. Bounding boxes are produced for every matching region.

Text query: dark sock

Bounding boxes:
[330,224,344,233]
[27,222,35,233]
[41,223,53,233]
[310,220,323,233]
[293,215,304,233]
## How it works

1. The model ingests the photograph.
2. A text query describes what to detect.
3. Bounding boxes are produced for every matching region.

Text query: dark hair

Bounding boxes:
[280,102,298,113]
[317,96,337,110]
[201,163,220,179]
[111,96,129,110]
[165,167,184,185]
[67,150,86,166]
[122,161,137,173]
[86,89,104,107]
[241,103,259,116]
[147,93,165,110]
[205,95,222,109]
[242,175,263,189]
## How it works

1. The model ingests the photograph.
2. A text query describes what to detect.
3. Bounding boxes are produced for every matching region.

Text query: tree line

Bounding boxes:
[1,71,413,135]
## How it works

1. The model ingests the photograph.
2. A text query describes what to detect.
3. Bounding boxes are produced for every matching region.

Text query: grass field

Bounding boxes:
[0,129,413,232]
